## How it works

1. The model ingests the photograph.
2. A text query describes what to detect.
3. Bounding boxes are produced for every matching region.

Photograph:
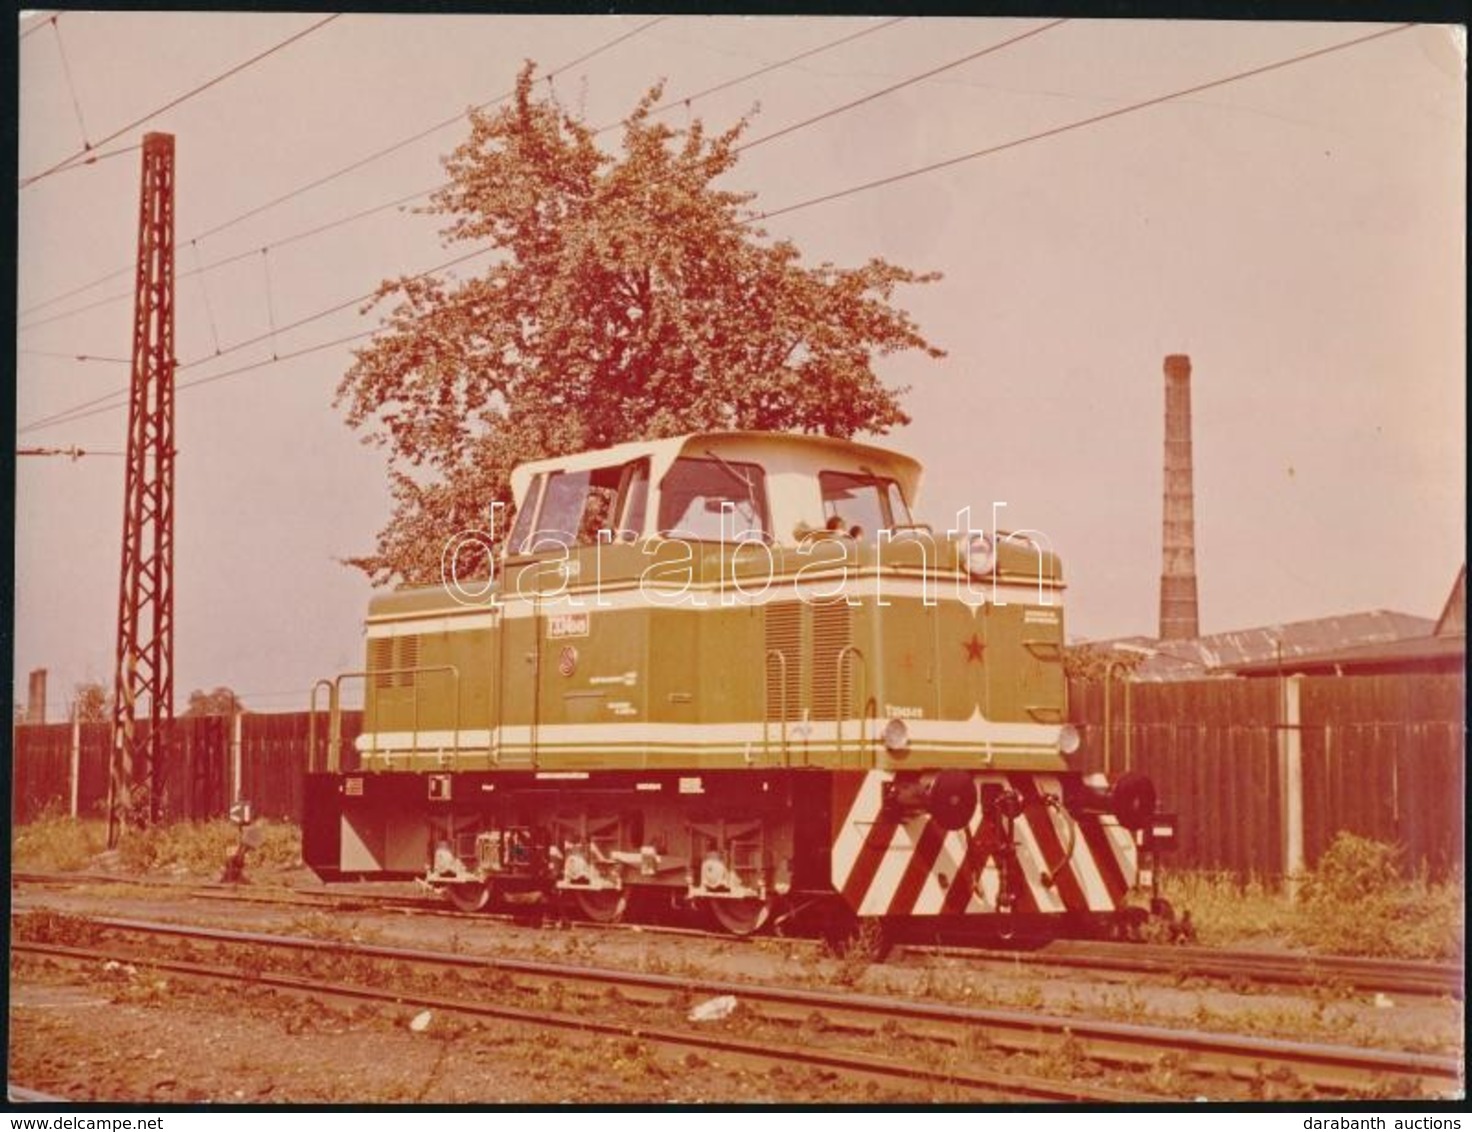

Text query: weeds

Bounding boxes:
[12,909,104,948]
[1033,1031,1095,1081]
[12,813,302,876]
[11,808,106,871]
[1290,834,1463,960]
[1156,871,1291,947]
[1159,839,1462,960]
[280,911,381,946]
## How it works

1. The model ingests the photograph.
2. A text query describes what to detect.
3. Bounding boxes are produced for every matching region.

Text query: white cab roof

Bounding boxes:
[508,431,923,513]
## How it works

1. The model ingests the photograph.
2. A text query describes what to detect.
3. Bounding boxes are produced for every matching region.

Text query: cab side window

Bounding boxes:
[507,474,544,554]
[515,461,648,554]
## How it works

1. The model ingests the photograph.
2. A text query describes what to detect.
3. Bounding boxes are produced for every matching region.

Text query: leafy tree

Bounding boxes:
[182,686,243,717]
[338,62,944,585]
[1062,644,1146,684]
[70,681,111,723]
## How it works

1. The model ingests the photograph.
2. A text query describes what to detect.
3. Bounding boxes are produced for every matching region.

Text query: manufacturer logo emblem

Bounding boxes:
[558,645,578,677]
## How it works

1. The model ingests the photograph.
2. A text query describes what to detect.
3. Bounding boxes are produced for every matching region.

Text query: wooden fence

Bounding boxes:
[9,711,362,825]
[1068,672,1464,880]
[10,671,1463,880]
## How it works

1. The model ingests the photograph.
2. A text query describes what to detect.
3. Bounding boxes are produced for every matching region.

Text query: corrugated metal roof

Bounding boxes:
[1224,633,1465,676]
[1087,609,1438,682]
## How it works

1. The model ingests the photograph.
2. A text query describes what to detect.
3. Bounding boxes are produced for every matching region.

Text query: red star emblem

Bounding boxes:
[963,634,985,663]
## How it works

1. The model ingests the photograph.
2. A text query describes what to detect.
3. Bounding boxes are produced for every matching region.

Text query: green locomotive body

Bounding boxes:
[304,431,1172,937]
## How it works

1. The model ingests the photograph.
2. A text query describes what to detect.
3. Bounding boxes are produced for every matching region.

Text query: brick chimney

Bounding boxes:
[1159,354,1200,640]
[26,667,47,725]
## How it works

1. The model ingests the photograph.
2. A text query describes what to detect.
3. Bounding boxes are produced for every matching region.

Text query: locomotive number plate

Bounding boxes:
[548,612,589,638]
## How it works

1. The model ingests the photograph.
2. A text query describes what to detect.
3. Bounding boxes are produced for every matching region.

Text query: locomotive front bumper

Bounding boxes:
[829,769,1167,921]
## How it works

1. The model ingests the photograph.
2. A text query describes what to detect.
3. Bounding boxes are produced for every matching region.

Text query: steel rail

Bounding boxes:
[923,940,1465,1001]
[14,939,1137,1104]
[13,870,1463,999]
[20,915,1462,1098]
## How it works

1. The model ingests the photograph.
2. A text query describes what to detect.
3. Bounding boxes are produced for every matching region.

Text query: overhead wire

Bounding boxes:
[19,12,58,42]
[8,15,1021,435]
[262,248,279,359]
[191,242,223,355]
[19,328,384,435]
[19,349,131,364]
[17,15,681,429]
[19,20,922,433]
[18,284,138,333]
[735,18,1066,157]
[19,245,494,435]
[18,182,441,328]
[187,16,668,245]
[749,22,1417,225]
[19,264,135,321]
[50,14,92,153]
[28,142,145,184]
[17,384,137,436]
[17,446,125,458]
[18,15,664,317]
[20,15,892,326]
[591,16,906,133]
[19,13,343,189]
[19,23,1410,436]
[175,244,491,373]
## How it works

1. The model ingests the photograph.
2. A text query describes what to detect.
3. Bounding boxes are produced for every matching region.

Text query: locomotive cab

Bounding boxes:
[304,431,1174,943]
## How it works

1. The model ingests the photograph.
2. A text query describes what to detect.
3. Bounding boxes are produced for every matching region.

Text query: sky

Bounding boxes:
[13,13,1466,718]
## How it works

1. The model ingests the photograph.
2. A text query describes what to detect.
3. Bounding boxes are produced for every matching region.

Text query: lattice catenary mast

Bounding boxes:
[108,132,177,845]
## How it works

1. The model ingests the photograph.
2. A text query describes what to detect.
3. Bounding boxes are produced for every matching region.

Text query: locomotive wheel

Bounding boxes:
[707,897,771,937]
[447,882,490,913]
[571,889,629,924]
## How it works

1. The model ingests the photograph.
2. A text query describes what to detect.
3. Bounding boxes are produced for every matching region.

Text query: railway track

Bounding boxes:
[13,916,1139,1103]
[14,869,1463,1002]
[921,940,1466,1001]
[12,913,1462,1100]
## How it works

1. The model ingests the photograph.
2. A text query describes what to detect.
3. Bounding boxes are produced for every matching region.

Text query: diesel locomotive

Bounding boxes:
[303,430,1175,944]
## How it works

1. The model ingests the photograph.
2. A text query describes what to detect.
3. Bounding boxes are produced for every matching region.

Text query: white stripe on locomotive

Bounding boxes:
[830,771,888,886]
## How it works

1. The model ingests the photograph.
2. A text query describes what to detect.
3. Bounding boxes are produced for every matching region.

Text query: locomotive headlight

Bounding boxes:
[1058,723,1082,756]
[962,532,996,577]
[882,717,910,755]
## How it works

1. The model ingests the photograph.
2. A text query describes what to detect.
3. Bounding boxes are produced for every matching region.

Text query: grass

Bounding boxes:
[1288,833,1463,961]
[1156,871,1294,948]
[12,810,105,871]
[1161,834,1463,961]
[11,814,1462,962]
[12,809,302,877]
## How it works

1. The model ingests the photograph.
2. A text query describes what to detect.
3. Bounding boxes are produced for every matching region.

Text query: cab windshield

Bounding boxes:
[509,460,649,553]
[658,457,770,542]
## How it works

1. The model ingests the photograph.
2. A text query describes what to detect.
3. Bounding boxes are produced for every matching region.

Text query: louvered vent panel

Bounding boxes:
[764,603,801,722]
[370,638,393,690]
[395,635,421,688]
[810,599,853,720]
